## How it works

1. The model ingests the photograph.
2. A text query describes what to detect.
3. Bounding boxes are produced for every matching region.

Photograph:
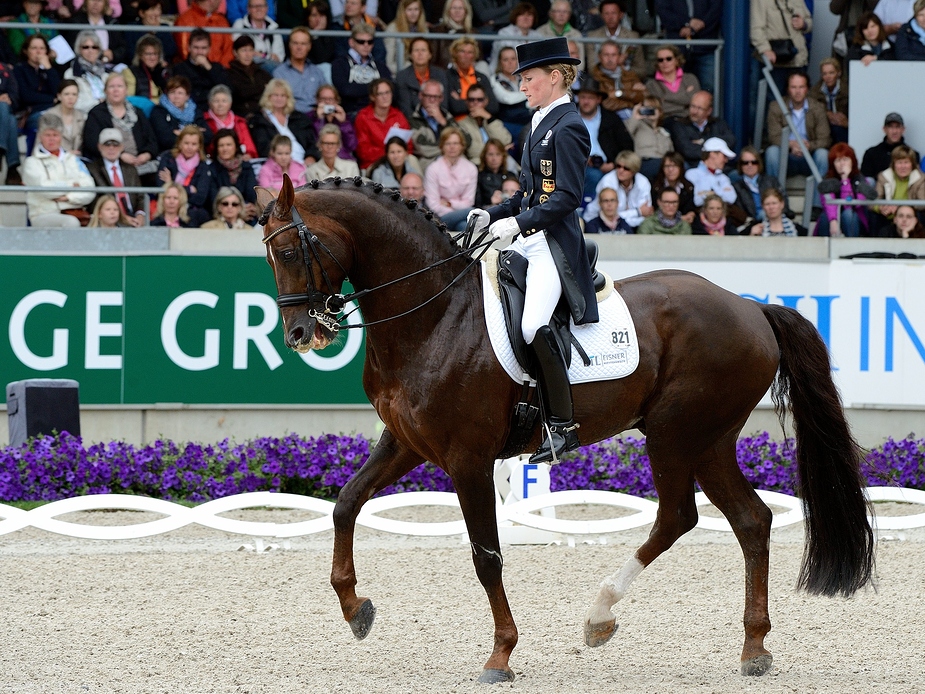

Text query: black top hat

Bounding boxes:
[574,76,606,98]
[514,37,581,75]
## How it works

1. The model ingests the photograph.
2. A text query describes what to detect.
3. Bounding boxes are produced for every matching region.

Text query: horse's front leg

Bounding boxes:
[331,428,423,640]
[453,462,518,684]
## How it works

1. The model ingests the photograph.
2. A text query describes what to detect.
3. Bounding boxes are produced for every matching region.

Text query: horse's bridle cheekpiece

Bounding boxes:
[263,205,347,334]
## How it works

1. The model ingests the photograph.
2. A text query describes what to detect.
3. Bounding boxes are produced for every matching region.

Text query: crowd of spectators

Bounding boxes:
[0,0,922,237]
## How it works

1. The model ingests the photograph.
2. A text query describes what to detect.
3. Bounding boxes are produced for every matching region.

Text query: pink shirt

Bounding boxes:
[257,159,307,189]
[423,156,477,217]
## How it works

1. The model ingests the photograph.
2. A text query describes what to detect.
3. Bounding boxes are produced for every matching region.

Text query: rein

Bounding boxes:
[263,204,494,332]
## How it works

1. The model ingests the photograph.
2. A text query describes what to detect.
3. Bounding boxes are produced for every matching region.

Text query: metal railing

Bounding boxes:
[5,184,165,224]
[828,198,925,236]
[760,54,822,184]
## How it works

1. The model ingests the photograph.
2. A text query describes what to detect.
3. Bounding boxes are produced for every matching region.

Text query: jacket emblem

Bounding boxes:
[542,179,555,192]
[540,159,552,176]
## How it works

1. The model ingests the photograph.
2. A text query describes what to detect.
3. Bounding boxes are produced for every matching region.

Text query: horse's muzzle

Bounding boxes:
[285,313,335,353]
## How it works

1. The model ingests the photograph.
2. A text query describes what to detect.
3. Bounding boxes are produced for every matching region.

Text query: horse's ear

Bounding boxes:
[255,187,278,217]
[274,174,295,221]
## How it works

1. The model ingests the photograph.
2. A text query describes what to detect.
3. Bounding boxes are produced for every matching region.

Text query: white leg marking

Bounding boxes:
[585,556,645,626]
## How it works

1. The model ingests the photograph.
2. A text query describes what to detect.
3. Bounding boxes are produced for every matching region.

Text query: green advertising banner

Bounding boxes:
[0,256,368,405]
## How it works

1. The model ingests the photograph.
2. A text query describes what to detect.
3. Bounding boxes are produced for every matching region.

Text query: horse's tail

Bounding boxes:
[761,303,875,597]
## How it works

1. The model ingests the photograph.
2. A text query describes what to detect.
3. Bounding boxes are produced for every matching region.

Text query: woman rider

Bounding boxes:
[468,37,599,464]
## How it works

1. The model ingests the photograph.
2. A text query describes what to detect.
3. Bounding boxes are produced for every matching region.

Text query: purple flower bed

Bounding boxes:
[0,431,922,503]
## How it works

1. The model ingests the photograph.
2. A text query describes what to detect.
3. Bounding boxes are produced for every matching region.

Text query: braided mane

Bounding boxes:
[259,176,454,243]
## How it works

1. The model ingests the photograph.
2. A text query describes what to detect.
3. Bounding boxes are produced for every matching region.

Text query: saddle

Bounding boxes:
[495,239,606,458]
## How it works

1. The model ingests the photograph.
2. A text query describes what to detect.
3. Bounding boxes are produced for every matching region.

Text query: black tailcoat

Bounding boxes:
[488,102,599,325]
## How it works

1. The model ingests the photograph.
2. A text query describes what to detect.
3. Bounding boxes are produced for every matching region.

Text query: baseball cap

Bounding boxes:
[702,137,735,159]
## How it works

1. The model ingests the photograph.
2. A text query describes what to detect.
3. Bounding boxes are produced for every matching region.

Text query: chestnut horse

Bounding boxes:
[257,176,873,683]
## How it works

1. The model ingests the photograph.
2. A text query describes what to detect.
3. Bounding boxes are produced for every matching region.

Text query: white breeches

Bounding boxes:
[508,232,562,344]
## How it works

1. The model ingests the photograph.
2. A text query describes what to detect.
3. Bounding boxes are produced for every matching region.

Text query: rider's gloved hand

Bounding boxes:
[488,217,520,248]
[466,208,490,234]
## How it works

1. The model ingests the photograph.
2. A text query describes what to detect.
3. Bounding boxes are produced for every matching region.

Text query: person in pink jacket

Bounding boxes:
[423,127,477,230]
[257,135,307,189]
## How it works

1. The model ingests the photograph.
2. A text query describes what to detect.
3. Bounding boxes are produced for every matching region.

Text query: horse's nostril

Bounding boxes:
[290,326,305,342]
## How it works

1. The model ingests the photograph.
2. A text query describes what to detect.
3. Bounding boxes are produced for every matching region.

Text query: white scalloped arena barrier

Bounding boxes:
[0,486,922,541]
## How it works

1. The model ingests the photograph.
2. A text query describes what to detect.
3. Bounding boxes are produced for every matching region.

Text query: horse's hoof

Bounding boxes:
[348,599,376,640]
[584,618,618,648]
[741,654,773,676]
[477,668,515,684]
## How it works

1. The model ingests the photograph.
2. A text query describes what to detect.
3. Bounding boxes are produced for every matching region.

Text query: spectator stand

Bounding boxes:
[0,20,722,229]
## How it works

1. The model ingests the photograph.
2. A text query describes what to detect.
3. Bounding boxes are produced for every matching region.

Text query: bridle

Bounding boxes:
[262,204,495,333]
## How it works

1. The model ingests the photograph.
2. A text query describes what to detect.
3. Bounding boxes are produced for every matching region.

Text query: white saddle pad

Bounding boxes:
[480,258,640,384]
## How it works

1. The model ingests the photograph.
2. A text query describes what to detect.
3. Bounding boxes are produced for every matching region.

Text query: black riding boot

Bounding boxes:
[529,325,580,464]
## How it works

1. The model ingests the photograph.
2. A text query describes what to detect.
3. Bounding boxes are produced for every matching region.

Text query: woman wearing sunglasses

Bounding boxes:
[732,145,790,223]
[201,186,250,229]
[643,44,700,120]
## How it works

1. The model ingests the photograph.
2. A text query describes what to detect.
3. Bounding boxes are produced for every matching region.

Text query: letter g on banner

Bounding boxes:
[9,290,69,371]
[161,291,220,371]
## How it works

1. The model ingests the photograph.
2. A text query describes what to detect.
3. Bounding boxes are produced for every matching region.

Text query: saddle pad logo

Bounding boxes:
[542,179,555,193]
[540,159,553,176]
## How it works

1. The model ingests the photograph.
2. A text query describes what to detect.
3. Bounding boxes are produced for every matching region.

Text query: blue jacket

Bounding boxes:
[158,153,216,212]
[488,102,599,325]
[894,21,925,61]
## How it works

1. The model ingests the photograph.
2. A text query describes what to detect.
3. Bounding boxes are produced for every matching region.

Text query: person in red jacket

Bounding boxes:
[202,84,258,159]
[354,78,413,171]
[176,0,234,67]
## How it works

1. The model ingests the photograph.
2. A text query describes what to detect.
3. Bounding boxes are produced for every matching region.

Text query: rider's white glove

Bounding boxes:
[488,217,521,248]
[466,208,490,233]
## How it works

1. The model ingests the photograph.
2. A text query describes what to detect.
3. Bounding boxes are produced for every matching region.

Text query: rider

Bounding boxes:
[468,37,599,464]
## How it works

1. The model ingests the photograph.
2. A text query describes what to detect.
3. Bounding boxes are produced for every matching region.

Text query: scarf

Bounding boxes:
[174,153,200,185]
[656,209,682,229]
[699,212,727,235]
[75,55,107,79]
[107,101,139,156]
[597,212,620,232]
[547,20,573,36]
[656,68,683,93]
[456,65,476,99]
[912,18,925,46]
[820,82,840,112]
[218,155,244,184]
[207,109,236,131]
[761,216,798,237]
[159,93,197,125]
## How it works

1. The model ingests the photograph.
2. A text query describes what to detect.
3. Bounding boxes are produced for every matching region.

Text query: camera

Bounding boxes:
[639,107,656,116]
[323,104,336,115]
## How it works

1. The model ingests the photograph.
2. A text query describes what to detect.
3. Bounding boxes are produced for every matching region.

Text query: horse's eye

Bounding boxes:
[281,249,296,262]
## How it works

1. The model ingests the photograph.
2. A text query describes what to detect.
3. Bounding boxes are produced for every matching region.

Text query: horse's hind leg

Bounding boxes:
[695,440,774,676]
[453,463,518,684]
[331,428,424,640]
[585,451,699,647]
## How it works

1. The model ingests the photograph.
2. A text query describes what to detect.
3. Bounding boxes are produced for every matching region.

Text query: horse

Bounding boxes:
[256,175,874,683]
